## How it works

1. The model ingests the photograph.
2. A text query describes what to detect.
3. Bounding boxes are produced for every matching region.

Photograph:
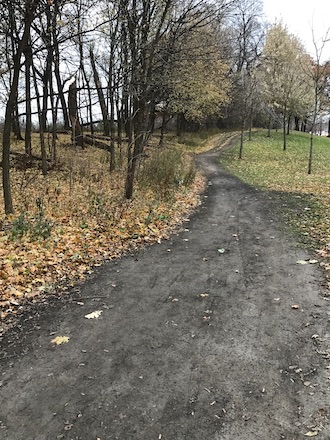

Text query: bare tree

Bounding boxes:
[2,1,40,214]
[226,0,265,157]
[24,42,33,158]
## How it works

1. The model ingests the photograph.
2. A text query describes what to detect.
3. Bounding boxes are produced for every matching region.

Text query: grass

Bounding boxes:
[219,129,330,252]
[175,128,238,153]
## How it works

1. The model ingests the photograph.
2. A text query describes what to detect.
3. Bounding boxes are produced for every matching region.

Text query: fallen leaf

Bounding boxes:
[198,293,209,298]
[304,432,318,437]
[85,310,103,319]
[51,336,70,345]
[0,136,205,323]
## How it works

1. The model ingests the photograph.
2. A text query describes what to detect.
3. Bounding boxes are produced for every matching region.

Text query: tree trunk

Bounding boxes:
[2,4,36,214]
[125,99,148,199]
[53,41,70,128]
[124,103,134,199]
[90,47,110,136]
[308,132,313,175]
[287,114,291,135]
[283,112,287,151]
[267,115,272,137]
[8,8,24,142]
[32,60,48,175]
[248,111,253,141]
[40,50,51,132]
[77,23,94,135]
[24,43,33,158]
[302,119,307,132]
[177,113,185,137]
[159,110,167,146]
[12,104,24,140]
[108,53,116,172]
[116,97,123,167]
[49,54,57,164]
[148,101,156,135]
[109,84,116,172]
[68,81,84,147]
[239,118,245,159]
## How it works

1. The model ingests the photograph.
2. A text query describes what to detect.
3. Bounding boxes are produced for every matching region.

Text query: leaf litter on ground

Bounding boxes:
[0,134,206,332]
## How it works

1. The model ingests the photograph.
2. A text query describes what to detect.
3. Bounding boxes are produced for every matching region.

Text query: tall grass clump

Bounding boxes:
[139,147,196,199]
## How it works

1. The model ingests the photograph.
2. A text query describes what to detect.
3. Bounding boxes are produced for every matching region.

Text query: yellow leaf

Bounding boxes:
[51,336,70,345]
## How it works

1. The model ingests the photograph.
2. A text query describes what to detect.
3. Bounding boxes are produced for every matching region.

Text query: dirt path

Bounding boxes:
[1,148,330,440]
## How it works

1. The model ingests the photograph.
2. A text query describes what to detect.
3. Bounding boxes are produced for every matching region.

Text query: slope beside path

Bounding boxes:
[1,147,330,439]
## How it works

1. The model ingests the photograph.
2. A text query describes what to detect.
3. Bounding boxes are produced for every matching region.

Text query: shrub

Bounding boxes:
[139,147,196,199]
[10,213,31,239]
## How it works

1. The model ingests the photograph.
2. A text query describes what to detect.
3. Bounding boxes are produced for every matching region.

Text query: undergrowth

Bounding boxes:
[139,147,196,199]
[0,132,207,322]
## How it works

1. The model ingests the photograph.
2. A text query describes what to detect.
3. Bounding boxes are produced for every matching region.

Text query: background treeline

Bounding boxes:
[1,0,329,213]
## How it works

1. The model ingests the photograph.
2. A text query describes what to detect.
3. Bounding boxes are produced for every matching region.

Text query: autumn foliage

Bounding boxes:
[0,135,205,325]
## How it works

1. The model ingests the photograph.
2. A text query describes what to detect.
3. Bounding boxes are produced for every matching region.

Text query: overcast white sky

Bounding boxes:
[263,0,330,60]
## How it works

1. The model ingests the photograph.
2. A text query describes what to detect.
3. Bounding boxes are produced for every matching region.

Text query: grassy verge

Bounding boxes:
[219,129,330,288]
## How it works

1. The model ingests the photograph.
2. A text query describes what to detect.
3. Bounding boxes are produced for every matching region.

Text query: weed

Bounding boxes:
[10,198,53,241]
[88,190,107,216]
[10,213,31,239]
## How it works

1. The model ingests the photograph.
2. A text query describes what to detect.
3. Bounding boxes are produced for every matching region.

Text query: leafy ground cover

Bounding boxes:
[0,134,201,325]
[220,129,330,290]
[0,131,235,330]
